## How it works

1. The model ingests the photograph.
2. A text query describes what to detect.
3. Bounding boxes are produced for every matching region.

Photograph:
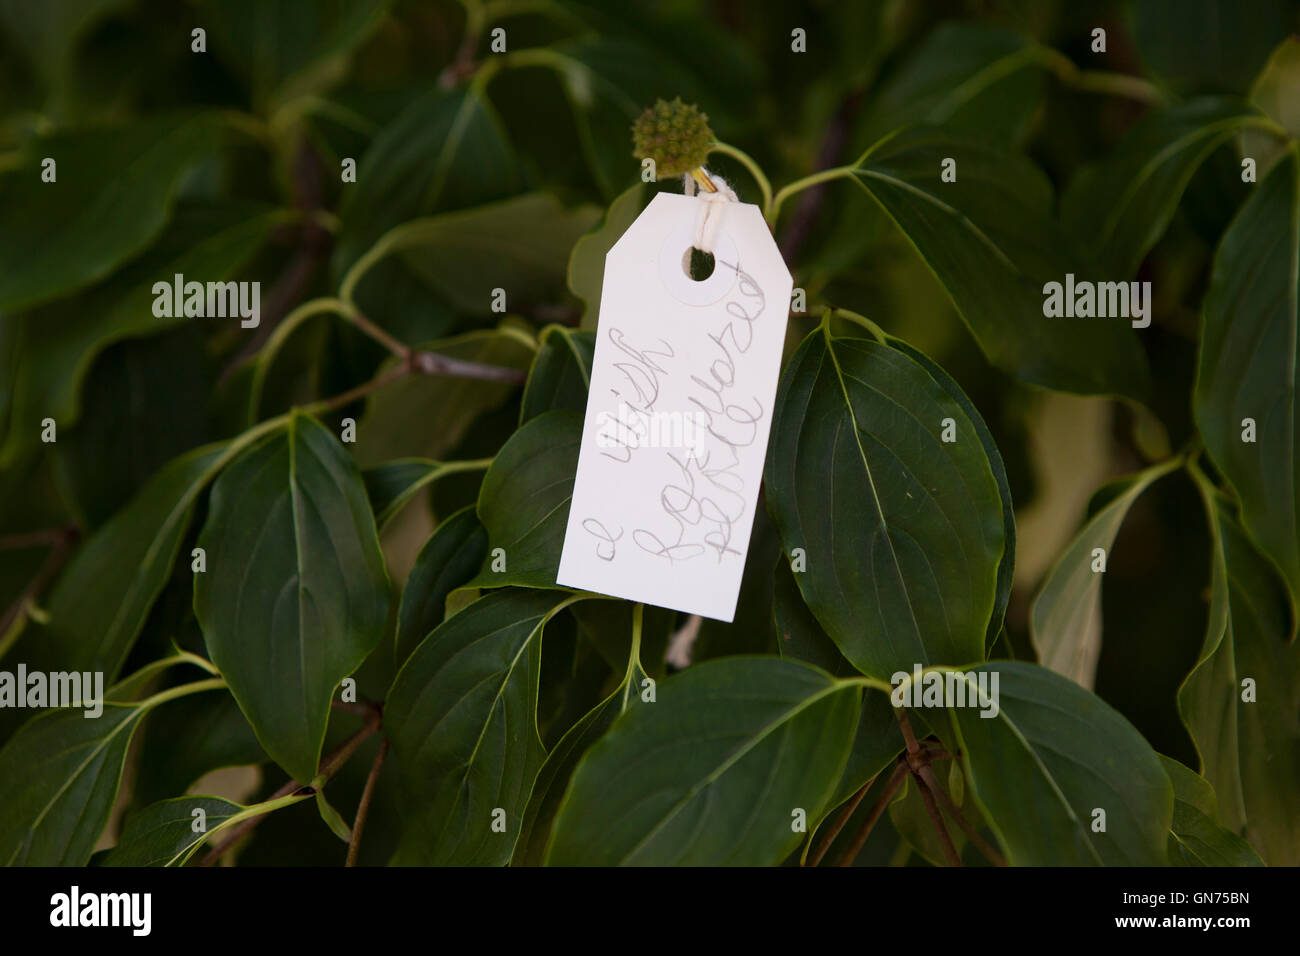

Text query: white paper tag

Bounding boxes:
[556,192,793,622]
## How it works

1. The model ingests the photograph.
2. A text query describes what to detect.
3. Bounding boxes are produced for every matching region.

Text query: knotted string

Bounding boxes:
[682,167,737,255]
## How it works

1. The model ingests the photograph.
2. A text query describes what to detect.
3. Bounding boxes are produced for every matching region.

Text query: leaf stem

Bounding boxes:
[709,141,773,215]
[913,770,962,866]
[767,165,854,226]
[915,763,1006,866]
[1031,47,1167,105]
[806,775,874,866]
[836,761,908,866]
[345,738,389,866]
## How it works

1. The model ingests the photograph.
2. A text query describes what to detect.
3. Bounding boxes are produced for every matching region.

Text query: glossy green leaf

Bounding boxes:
[385,588,581,865]
[103,796,244,867]
[0,662,219,865]
[1181,473,1300,865]
[194,412,391,783]
[1030,459,1179,689]
[1061,98,1264,277]
[520,326,593,423]
[42,443,229,678]
[0,114,223,312]
[465,410,580,590]
[946,661,1172,865]
[546,657,860,866]
[847,127,1150,399]
[362,458,492,530]
[1195,146,1300,615]
[395,506,488,663]
[1160,756,1265,866]
[765,324,1005,680]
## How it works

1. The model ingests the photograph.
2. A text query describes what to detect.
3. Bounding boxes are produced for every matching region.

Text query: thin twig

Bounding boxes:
[913,771,962,866]
[346,738,389,867]
[196,778,305,866]
[0,524,76,550]
[0,526,79,657]
[410,349,526,383]
[916,763,1006,867]
[896,707,921,754]
[835,761,908,866]
[806,775,874,867]
[778,90,861,260]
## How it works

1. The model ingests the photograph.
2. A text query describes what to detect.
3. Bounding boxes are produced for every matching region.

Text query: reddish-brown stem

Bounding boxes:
[835,761,908,866]
[916,763,1006,867]
[346,738,389,867]
[913,770,962,866]
[806,775,875,867]
[0,526,79,645]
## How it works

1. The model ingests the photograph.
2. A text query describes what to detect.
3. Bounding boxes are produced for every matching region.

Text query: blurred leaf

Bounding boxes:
[1133,0,1292,95]
[846,126,1151,399]
[203,0,390,110]
[0,114,223,312]
[103,796,244,867]
[385,588,579,865]
[195,413,390,782]
[333,84,526,273]
[547,657,859,865]
[520,326,593,422]
[1182,473,1300,865]
[1195,147,1300,614]
[0,0,130,91]
[1061,98,1262,277]
[1030,460,1178,690]
[133,689,267,808]
[1160,755,1265,866]
[354,327,534,464]
[0,202,280,466]
[393,193,601,314]
[464,410,580,591]
[52,326,213,529]
[948,661,1172,865]
[395,505,487,664]
[765,325,1004,680]
[567,183,648,331]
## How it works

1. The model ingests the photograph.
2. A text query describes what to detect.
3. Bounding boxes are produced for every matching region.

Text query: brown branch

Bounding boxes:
[896,707,921,754]
[778,90,862,262]
[197,712,382,866]
[916,763,1006,867]
[0,523,77,551]
[835,760,908,866]
[346,738,389,867]
[0,525,79,646]
[806,774,874,867]
[913,770,962,866]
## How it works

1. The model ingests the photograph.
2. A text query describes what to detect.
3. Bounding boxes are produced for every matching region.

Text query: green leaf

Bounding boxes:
[1029,459,1179,689]
[0,202,280,466]
[0,114,223,312]
[333,84,525,274]
[0,663,219,865]
[888,753,988,866]
[1061,98,1264,277]
[1133,0,1292,95]
[132,690,267,808]
[566,183,649,331]
[1160,756,1265,866]
[362,458,492,530]
[202,0,390,111]
[103,796,244,867]
[465,410,580,591]
[194,412,391,783]
[945,661,1172,865]
[354,328,534,465]
[765,324,1005,680]
[520,326,593,423]
[1195,146,1300,615]
[42,443,230,678]
[1181,472,1300,865]
[846,127,1150,399]
[315,791,352,843]
[546,657,860,866]
[0,0,130,91]
[391,193,601,314]
[395,506,488,664]
[385,588,581,865]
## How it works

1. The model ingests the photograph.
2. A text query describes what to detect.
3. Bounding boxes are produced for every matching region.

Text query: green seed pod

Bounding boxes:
[631,97,714,178]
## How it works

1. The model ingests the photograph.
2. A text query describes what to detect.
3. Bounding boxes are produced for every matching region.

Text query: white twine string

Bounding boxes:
[682,166,737,255]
